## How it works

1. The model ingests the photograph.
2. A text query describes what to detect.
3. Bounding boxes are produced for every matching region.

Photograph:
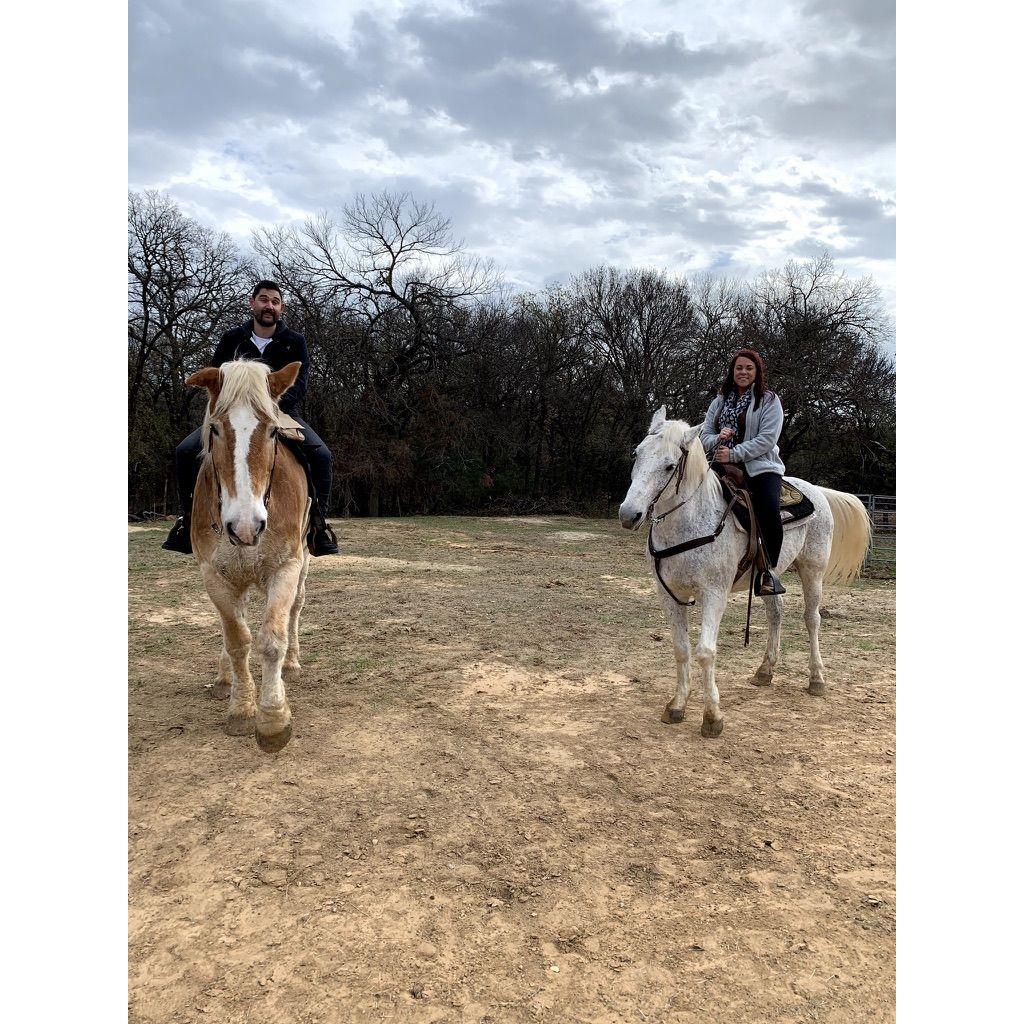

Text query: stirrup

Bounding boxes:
[310,518,339,556]
[755,569,786,596]
[161,515,193,555]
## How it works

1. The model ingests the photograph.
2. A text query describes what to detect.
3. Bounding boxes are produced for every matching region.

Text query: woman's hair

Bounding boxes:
[718,348,770,407]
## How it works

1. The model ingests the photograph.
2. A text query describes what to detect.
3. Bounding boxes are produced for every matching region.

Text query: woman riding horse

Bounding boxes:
[699,348,786,597]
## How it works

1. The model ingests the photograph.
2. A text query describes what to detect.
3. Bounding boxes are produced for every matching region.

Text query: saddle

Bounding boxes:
[648,459,816,647]
[718,469,816,538]
[716,471,814,571]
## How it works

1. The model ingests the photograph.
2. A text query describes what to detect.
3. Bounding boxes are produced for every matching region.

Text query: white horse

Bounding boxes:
[618,407,871,738]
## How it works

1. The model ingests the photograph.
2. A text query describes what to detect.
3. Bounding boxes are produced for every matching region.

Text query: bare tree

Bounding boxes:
[736,253,894,472]
[129,191,250,431]
[128,191,251,509]
[253,191,497,379]
[575,266,697,435]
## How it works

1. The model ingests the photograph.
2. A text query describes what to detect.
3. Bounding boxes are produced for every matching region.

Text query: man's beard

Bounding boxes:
[258,310,278,325]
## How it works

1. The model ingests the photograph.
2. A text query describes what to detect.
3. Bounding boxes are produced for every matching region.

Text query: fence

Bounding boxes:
[855,494,896,576]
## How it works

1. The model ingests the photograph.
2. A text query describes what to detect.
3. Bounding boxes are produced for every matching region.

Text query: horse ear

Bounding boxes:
[268,361,301,401]
[186,367,221,406]
[680,424,702,448]
[648,405,667,433]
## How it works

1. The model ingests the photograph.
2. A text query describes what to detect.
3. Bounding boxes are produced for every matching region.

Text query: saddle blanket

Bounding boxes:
[730,479,815,535]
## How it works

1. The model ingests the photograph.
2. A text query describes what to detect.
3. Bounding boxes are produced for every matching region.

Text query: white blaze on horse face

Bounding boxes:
[222,405,268,541]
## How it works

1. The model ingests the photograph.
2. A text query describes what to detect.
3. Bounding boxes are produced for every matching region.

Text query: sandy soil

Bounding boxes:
[129,516,895,1024]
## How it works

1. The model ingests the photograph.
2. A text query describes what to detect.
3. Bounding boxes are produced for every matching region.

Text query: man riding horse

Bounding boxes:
[163,280,339,556]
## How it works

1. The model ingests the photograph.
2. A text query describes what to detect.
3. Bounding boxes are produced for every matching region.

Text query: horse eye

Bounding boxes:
[209,424,219,437]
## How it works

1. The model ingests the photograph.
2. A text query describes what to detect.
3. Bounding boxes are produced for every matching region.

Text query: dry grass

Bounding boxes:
[129,516,895,1024]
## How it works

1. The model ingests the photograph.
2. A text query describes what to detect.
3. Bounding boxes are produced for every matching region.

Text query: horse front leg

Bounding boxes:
[660,604,692,724]
[202,569,257,736]
[752,594,783,687]
[283,552,309,680]
[695,590,728,737]
[255,559,303,753]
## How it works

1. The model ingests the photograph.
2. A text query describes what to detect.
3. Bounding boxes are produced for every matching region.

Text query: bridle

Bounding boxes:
[641,439,740,608]
[645,443,706,525]
[207,425,281,540]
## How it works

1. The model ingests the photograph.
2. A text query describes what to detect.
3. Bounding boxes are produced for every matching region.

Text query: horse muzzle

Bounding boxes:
[225,518,267,547]
[618,504,645,531]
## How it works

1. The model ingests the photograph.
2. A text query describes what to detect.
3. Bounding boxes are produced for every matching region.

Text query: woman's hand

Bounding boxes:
[718,427,735,441]
[714,447,732,464]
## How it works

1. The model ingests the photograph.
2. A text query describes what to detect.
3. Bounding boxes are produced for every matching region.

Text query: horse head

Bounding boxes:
[185,360,301,547]
[618,406,703,529]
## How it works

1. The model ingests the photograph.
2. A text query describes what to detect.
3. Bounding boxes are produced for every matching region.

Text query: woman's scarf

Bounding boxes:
[719,389,753,447]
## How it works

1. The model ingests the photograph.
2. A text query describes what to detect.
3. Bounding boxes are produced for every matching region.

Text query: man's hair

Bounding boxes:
[251,280,283,300]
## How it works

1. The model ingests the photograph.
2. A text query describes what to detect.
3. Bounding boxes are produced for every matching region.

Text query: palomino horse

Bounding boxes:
[619,407,871,738]
[185,360,312,753]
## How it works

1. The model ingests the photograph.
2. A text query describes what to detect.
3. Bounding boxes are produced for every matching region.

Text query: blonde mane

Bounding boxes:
[202,360,284,454]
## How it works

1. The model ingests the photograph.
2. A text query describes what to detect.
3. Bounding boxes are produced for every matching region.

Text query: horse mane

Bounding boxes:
[202,360,283,455]
[657,419,723,503]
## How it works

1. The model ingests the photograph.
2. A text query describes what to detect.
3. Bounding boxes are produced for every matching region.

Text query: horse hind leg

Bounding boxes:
[211,648,233,700]
[282,553,308,681]
[751,594,783,687]
[794,557,827,696]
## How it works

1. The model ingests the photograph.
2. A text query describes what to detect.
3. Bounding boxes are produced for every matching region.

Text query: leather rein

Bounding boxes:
[646,444,740,608]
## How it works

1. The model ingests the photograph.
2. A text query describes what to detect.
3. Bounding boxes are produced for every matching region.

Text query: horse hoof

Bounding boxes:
[282,662,302,680]
[807,680,826,697]
[700,713,725,738]
[751,671,773,688]
[256,723,292,753]
[661,704,685,724]
[225,713,256,736]
[209,682,232,700]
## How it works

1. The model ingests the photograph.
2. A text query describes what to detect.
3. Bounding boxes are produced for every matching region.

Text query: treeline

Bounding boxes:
[129,190,895,517]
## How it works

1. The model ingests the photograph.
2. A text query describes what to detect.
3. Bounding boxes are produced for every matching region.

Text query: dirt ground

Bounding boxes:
[128,516,895,1024]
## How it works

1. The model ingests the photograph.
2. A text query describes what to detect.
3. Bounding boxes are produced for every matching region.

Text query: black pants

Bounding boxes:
[746,471,783,568]
[175,416,333,515]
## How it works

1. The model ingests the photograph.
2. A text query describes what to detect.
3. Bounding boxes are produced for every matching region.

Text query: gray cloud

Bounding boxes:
[129,0,363,135]
[397,0,762,81]
[129,0,895,305]
[804,0,895,46]
[773,178,895,258]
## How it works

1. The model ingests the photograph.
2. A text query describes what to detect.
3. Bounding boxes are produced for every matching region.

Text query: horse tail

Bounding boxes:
[820,489,872,584]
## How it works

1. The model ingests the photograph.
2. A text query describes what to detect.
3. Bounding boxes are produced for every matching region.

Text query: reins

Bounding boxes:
[647,444,738,607]
[645,440,761,646]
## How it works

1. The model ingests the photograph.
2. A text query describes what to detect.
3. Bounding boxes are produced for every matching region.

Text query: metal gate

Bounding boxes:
[855,494,896,575]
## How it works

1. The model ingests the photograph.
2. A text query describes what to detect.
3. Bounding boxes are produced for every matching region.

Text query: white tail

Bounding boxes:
[821,489,872,584]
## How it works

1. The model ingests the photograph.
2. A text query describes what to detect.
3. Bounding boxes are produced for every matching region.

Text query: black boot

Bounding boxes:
[309,507,339,556]
[162,513,193,554]
[756,568,786,596]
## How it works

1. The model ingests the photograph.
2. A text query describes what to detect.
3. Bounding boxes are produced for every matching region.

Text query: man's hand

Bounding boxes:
[718,427,735,441]
[714,447,732,464]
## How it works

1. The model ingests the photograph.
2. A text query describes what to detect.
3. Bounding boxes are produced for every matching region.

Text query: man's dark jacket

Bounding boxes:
[210,321,309,415]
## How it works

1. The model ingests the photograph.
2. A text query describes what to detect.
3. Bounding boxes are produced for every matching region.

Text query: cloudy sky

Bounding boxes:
[129,0,895,309]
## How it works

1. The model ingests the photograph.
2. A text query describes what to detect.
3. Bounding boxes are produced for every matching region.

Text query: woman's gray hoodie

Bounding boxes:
[699,392,786,477]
